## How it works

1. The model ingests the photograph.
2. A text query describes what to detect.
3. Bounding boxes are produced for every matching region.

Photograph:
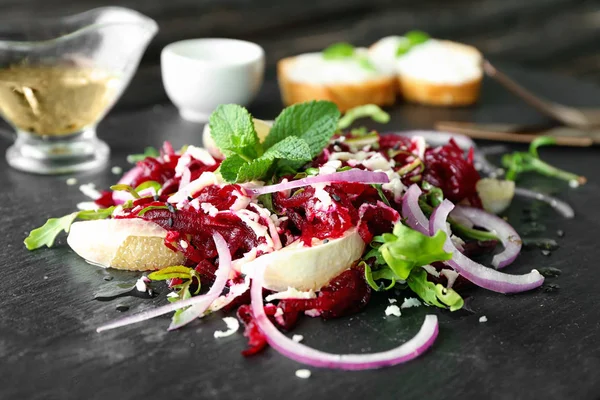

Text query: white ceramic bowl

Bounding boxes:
[161,38,265,122]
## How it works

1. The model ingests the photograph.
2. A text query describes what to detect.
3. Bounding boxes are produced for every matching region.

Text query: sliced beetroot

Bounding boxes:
[357,201,401,243]
[237,304,268,356]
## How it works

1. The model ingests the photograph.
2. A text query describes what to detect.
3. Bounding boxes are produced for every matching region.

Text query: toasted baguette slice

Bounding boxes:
[277,52,396,112]
[395,40,483,106]
[67,219,184,271]
[241,228,366,292]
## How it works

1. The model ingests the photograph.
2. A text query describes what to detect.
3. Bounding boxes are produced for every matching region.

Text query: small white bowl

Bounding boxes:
[161,38,265,122]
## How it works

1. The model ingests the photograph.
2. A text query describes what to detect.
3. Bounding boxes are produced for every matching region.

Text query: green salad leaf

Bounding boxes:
[407,268,464,311]
[502,136,586,185]
[24,207,115,250]
[127,146,160,163]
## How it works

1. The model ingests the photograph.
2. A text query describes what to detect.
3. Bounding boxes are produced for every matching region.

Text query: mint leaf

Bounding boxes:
[209,104,261,159]
[127,146,159,163]
[219,155,247,182]
[24,212,78,250]
[236,156,276,182]
[264,101,340,158]
[264,136,312,161]
[338,104,390,130]
[407,268,464,311]
[322,42,355,59]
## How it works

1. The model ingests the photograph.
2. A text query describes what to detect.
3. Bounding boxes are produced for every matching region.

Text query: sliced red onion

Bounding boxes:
[451,206,522,269]
[245,169,389,196]
[402,184,429,235]
[514,187,574,219]
[430,200,544,294]
[96,232,231,332]
[250,265,439,370]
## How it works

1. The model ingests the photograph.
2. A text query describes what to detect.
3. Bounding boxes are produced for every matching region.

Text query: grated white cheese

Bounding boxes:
[200,202,219,217]
[66,178,77,186]
[313,183,333,211]
[135,277,147,293]
[213,317,240,338]
[362,153,394,171]
[479,316,488,323]
[111,166,123,175]
[266,287,317,302]
[385,305,401,317]
[400,297,422,309]
[295,369,312,379]
[79,183,101,200]
[292,334,304,343]
[318,159,342,175]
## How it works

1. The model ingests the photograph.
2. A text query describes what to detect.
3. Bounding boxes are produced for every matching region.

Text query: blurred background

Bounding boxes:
[4,0,600,110]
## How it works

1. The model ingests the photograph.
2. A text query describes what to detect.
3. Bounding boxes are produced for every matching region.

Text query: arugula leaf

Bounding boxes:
[264,101,340,158]
[127,146,160,163]
[322,42,355,59]
[24,212,78,250]
[407,268,464,311]
[502,136,586,184]
[209,104,262,160]
[338,104,391,130]
[148,265,195,281]
[364,263,397,291]
[24,207,116,250]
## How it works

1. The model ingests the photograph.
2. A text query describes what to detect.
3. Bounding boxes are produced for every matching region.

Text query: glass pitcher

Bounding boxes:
[0,7,158,174]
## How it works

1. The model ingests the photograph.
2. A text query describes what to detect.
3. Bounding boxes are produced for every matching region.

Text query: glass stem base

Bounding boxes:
[6,128,110,175]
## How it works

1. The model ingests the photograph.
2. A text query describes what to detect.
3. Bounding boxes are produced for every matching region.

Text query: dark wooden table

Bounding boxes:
[1,66,600,400]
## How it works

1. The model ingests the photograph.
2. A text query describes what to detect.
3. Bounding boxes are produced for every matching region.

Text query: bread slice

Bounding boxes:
[369,37,483,106]
[395,40,483,106]
[67,219,184,271]
[277,52,396,112]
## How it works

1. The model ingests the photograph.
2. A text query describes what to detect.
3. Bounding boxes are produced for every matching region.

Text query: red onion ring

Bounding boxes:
[430,200,544,294]
[451,206,522,269]
[245,169,389,196]
[402,184,430,235]
[514,187,574,219]
[250,265,439,370]
[96,232,231,332]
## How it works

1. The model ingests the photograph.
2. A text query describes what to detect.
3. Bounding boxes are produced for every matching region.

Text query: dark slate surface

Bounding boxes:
[1,67,600,400]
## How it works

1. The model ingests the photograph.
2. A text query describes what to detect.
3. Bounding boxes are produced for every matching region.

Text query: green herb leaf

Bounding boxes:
[422,181,444,207]
[407,268,464,311]
[219,154,248,182]
[257,193,276,213]
[24,212,78,250]
[264,136,312,161]
[376,223,452,280]
[322,42,355,59]
[209,104,261,160]
[338,104,391,130]
[264,101,340,158]
[127,146,160,163]
[110,184,140,199]
[135,180,162,194]
[357,56,376,71]
[372,184,391,207]
[138,205,169,216]
[148,265,195,281]
[24,207,117,250]
[235,156,277,183]
[396,30,430,57]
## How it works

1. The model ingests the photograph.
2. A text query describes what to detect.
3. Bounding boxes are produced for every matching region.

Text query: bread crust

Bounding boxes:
[277,57,396,112]
[398,75,482,106]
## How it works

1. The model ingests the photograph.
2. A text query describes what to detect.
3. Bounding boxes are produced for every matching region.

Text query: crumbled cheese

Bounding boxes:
[421,264,441,277]
[382,170,405,202]
[76,202,100,211]
[313,183,333,211]
[479,316,488,323]
[200,202,219,217]
[451,234,466,250]
[292,334,304,343]
[400,297,422,309]
[230,188,252,211]
[237,209,272,246]
[79,183,101,200]
[411,137,426,160]
[388,298,397,304]
[213,317,240,338]
[187,145,217,166]
[362,153,394,171]
[266,287,317,302]
[179,240,189,249]
[167,292,179,298]
[385,305,401,317]
[318,160,342,175]
[111,166,123,175]
[169,172,222,205]
[66,178,77,186]
[329,151,375,163]
[441,269,459,288]
[295,369,311,379]
[135,277,147,292]
[305,309,321,317]
[569,180,579,188]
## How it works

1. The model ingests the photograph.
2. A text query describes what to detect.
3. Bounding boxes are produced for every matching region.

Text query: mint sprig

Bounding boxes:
[210,101,340,182]
[24,207,115,250]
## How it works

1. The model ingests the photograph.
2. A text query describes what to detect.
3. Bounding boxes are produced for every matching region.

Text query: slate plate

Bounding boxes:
[1,65,599,400]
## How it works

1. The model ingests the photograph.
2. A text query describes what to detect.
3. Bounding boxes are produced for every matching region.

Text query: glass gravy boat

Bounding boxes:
[0,7,158,174]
